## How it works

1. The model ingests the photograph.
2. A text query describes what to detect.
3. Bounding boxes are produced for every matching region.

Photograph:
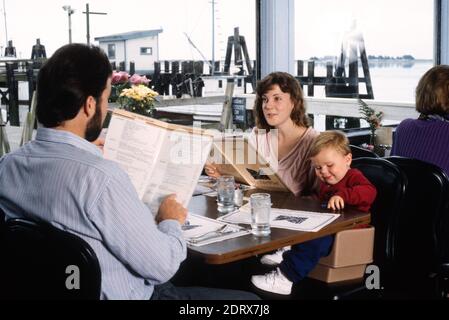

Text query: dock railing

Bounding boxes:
[0,59,41,126]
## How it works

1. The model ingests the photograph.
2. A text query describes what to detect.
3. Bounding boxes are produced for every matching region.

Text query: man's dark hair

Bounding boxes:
[36,44,112,128]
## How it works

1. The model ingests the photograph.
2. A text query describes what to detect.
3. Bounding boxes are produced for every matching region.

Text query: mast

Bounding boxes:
[211,0,216,74]
[3,0,8,46]
[184,32,213,70]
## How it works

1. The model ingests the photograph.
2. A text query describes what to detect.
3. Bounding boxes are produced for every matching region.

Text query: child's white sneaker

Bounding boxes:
[251,268,293,295]
[260,246,291,266]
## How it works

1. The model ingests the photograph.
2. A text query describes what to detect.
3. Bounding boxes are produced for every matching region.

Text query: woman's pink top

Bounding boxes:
[248,127,319,196]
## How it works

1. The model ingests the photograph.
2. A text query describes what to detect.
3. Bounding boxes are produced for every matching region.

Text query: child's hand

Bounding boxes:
[327,195,345,211]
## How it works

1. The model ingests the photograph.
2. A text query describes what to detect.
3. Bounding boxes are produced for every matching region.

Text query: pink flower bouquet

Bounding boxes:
[109,71,152,103]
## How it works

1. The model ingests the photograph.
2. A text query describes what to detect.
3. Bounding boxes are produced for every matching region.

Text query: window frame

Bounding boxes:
[140,47,153,56]
[256,0,441,125]
[107,43,116,60]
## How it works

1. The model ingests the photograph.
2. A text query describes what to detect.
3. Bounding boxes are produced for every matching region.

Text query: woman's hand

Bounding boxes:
[204,162,221,178]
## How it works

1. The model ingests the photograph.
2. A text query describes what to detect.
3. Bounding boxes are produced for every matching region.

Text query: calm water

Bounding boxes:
[303,60,434,103]
[202,60,434,103]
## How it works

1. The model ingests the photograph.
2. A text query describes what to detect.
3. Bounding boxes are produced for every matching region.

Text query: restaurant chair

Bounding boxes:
[438,262,449,299]
[293,158,407,299]
[0,208,4,236]
[0,208,4,225]
[385,156,449,299]
[350,144,379,159]
[439,205,449,299]
[0,218,101,300]
[351,158,407,271]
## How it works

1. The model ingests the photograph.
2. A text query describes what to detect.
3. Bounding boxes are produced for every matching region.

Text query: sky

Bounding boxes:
[295,0,434,60]
[0,0,434,61]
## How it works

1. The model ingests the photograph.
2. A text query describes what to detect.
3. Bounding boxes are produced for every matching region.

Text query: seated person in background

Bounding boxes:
[0,43,258,300]
[251,130,377,295]
[391,65,449,175]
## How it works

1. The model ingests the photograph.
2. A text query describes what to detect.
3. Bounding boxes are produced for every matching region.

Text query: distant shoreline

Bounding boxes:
[304,57,432,62]
[307,58,433,66]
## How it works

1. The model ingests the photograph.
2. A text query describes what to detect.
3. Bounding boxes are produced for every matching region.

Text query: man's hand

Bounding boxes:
[204,162,221,178]
[92,137,105,153]
[327,195,345,211]
[92,129,108,153]
[156,194,187,225]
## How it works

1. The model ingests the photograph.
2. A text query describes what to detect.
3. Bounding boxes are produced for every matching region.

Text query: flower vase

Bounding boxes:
[370,131,386,156]
[143,108,154,118]
[122,102,154,118]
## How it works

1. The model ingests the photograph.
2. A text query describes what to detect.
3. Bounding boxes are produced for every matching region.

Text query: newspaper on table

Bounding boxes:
[182,213,250,246]
[218,203,340,232]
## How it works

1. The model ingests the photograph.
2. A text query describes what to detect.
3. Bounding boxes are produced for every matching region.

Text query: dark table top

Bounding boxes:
[187,190,371,264]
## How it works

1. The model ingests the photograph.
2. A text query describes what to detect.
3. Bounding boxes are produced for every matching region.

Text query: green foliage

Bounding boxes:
[358,98,384,144]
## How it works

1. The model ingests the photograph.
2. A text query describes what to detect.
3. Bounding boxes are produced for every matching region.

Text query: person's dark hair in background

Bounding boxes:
[36,44,112,129]
[416,65,449,117]
[391,65,449,175]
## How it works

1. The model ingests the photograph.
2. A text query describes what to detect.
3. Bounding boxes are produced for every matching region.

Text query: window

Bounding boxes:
[294,0,434,103]
[140,47,153,55]
[108,44,116,59]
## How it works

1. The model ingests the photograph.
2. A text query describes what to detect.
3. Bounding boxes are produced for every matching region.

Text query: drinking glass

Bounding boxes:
[250,193,271,236]
[217,175,235,213]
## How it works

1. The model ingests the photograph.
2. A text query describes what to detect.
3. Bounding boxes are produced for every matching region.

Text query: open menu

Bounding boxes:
[103,109,213,214]
[210,136,292,192]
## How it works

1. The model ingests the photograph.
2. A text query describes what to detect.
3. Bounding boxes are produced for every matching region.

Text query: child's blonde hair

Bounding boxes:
[309,131,351,158]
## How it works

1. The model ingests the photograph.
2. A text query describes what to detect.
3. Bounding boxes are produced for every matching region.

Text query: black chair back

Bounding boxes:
[0,219,101,300]
[386,156,449,297]
[351,158,407,272]
[350,145,379,159]
[287,158,406,300]
[0,208,4,232]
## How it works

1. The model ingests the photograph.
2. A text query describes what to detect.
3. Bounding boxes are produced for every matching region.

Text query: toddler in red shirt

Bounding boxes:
[312,131,377,212]
[252,131,376,295]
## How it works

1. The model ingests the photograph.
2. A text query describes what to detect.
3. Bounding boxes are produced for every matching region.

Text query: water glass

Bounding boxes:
[234,187,244,207]
[250,193,271,236]
[217,175,235,213]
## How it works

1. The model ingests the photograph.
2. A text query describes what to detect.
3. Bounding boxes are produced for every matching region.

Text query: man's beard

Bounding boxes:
[85,102,103,142]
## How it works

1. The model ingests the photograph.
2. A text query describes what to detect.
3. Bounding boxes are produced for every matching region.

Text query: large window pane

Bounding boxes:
[295,0,434,103]
[1,0,257,131]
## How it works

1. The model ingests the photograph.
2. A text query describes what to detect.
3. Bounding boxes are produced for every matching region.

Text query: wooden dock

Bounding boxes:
[0,59,42,126]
